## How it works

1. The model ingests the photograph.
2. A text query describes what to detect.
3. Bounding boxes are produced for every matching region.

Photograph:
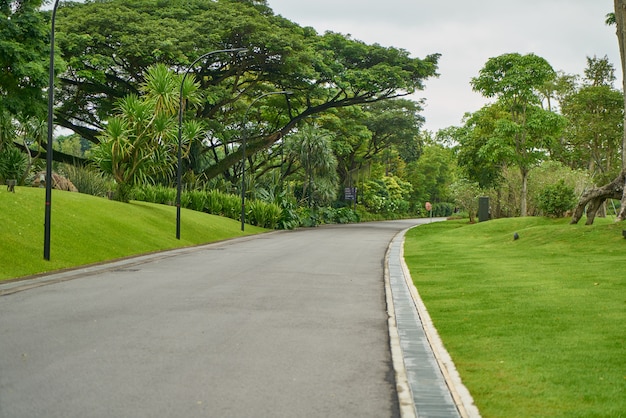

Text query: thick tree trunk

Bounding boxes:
[570,170,625,224]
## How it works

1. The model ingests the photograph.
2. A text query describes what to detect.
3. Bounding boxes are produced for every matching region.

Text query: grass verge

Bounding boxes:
[0,187,266,280]
[404,217,626,418]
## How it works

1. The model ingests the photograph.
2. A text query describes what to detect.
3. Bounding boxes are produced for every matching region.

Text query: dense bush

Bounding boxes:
[0,146,27,183]
[536,180,577,217]
[431,202,455,217]
[247,200,282,229]
[360,176,411,217]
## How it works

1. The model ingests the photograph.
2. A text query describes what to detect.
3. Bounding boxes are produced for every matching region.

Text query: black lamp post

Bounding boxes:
[240,91,291,231]
[176,48,246,239]
[43,0,60,261]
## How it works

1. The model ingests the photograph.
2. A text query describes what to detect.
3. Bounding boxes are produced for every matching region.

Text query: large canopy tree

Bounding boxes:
[559,56,623,185]
[470,53,566,216]
[54,0,439,182]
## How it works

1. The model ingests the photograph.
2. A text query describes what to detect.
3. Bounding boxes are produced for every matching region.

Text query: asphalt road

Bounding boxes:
[0,219,431,418]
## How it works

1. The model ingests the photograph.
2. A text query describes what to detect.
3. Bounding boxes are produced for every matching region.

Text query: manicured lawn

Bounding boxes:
[0,187,265,280]
[404,217,626,417]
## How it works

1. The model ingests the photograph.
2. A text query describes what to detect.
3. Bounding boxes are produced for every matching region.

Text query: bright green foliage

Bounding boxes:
[469,53,567,216]
[54,0,439,180]
[406,139,456,209]
[0,0,51,118]
[285,125,339,208]
[0,145,27,181]
[558,56,623,184]
[360,174,412,216]
[132,183,285,229]
[536,179,577,217]
[471,53,556,106]
[449,178,482,222]
[247,200,281,229]
[321,99,425,187]
[91,64,203,201]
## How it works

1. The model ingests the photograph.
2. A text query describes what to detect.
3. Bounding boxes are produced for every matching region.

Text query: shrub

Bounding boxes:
[536,180,577,217]
[247,200,282,229]
[432,202,455,217]
[186,190,206,212]
[221,193,241,220]
[0,146,27,182]
[205,189,224,215]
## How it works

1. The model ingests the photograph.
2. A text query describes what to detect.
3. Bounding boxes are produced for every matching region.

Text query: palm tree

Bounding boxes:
[92,65,203,201]
[285,125,338,208]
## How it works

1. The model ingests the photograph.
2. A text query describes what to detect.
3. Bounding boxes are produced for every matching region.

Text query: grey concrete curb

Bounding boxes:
[385,227,481,418]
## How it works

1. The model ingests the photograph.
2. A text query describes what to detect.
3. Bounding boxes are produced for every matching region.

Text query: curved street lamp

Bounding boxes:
[240,91,292,231]
[176,48,247,239]
[44,0,61,260]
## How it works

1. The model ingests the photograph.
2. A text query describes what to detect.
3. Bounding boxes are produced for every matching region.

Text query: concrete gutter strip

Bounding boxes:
[386,228,482,418]
[385,241,418,418]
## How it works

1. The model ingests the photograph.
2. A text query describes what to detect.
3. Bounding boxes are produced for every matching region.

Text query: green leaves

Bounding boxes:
[0,0,50,118]
[471,53,555,105]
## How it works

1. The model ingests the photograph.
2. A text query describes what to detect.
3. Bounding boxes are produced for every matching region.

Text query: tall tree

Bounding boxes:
[471,53,566,216]
[571,4,626,223]
[559,56,623,184]
[54,0,439,182]
[314,99,424,187]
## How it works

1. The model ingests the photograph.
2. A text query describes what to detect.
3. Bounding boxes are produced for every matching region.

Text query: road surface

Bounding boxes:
[0,219,468,417]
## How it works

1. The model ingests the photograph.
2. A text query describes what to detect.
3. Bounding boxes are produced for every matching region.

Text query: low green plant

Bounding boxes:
[60,164,111,197]
[404,217,626,417]
[221,193,241,220]
[0,145,27,183]
[185,190,207,212]
[247,200,282,229]
[205,189,224,215]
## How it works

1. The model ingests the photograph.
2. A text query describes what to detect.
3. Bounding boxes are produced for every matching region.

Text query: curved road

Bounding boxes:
[0,219,455,417]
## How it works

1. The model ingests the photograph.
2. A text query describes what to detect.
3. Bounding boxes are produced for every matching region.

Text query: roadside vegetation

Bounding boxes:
[0,187,265,280]
[404,217,626,417]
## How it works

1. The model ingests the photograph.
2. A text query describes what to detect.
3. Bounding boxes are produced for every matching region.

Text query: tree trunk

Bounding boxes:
[570,170,625,224]
[616,0,626,220]
[571,0,626,224]
[520,167,528,217]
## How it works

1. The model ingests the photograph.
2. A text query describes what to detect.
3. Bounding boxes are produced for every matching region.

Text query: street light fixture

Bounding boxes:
[240,91,292,231]
[44,0,60,261]
[176,48,247,240]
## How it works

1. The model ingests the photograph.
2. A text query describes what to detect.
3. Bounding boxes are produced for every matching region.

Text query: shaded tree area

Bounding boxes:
[52,0,440,186]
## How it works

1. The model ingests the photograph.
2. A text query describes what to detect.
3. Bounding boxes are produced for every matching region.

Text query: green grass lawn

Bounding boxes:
[0,187,266,280]
[404,217,626,417]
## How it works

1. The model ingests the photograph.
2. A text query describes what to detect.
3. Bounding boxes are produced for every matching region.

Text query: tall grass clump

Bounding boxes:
[60,164,111,197]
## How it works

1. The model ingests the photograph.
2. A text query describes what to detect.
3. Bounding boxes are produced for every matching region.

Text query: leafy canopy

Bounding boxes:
[54,0,439,180]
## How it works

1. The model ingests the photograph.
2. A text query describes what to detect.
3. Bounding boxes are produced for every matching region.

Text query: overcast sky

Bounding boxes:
[267,0,619,133]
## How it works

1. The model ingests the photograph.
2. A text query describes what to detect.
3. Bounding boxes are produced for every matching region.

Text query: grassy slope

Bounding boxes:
[404,217,626,418]
[0,187,265,280]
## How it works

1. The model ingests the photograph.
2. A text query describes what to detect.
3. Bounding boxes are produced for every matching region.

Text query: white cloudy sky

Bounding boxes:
[267,0,619,132]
